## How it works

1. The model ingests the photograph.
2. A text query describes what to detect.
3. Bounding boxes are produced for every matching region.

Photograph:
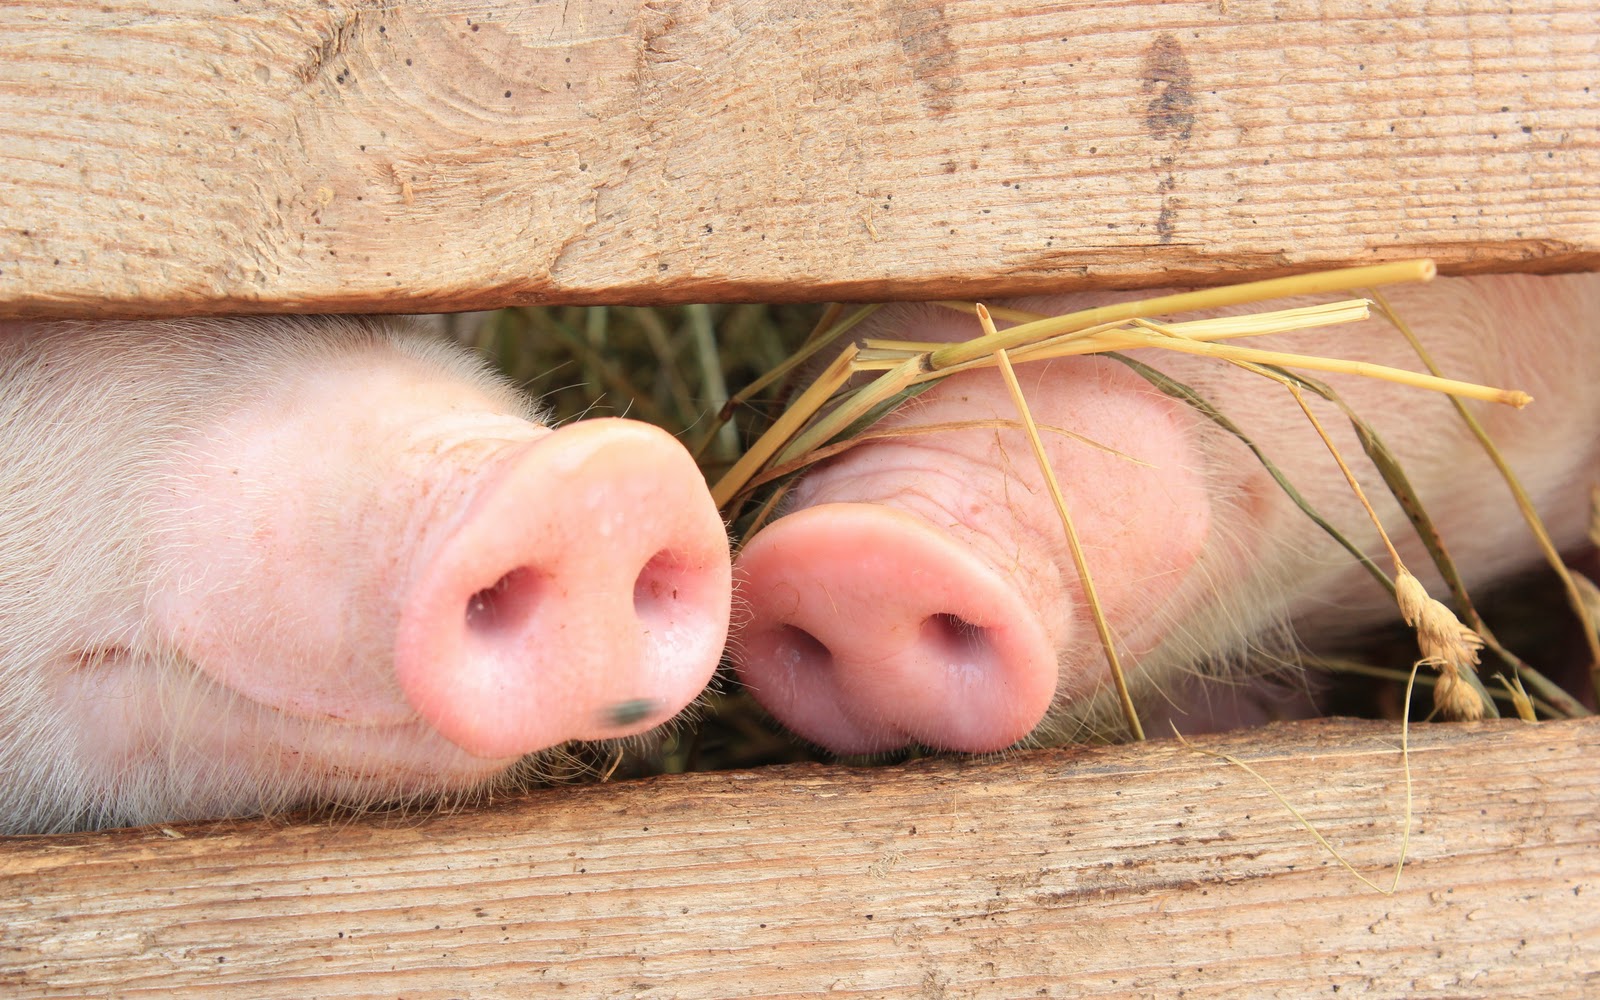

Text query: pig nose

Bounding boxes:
[732,503,1058,754]
[394,418,731,760]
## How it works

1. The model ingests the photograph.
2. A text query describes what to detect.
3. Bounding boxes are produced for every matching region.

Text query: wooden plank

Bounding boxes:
[0,1,1595,318]
[3,717,1596,997]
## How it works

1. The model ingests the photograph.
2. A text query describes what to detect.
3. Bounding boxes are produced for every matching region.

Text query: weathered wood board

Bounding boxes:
[3,717,1596,997]
[1,1,1595,318]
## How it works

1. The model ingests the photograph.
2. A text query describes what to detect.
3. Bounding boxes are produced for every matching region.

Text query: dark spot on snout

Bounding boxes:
[607,699,661,727]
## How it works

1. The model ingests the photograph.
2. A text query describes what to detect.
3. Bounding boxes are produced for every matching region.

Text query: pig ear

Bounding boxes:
[393,418,732,761]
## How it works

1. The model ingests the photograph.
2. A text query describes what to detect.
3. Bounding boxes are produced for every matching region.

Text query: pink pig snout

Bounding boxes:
[735,503,1057,753]
[395,418,732,758]
[731,355,1216,756]
[151,349,734,776]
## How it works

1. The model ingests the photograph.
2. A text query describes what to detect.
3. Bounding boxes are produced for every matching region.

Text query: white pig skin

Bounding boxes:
[0,316,731,834]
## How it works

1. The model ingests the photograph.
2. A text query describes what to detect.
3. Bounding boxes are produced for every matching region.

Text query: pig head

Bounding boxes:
[732,274,1600,753]
[0,316,732,834]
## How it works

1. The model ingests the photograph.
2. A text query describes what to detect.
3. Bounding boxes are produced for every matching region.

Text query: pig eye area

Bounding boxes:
[65,645,133,673]
[464,567,541,634]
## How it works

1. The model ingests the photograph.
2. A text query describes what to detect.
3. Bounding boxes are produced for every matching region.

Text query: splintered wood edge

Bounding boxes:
[3,717,1597,997]
[1,0,1596,318]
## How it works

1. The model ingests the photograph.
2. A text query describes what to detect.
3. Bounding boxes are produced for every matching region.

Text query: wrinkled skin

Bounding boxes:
[0,316,732,834]
[733,274,1600,753]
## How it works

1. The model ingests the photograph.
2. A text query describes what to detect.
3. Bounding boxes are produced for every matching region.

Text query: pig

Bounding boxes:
[731,273,1600,753]
[0,315,733,835]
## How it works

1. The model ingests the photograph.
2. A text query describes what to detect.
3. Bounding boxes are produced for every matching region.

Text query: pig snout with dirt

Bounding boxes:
[0,316,732,834]
[732,273,1600,754]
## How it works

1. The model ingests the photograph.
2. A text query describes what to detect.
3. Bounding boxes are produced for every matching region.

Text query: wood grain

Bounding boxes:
[0,1,1595,318]
[3,717,1596,997]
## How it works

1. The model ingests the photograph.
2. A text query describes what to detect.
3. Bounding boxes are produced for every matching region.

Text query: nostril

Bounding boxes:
[920,612,997,675]
[633,549,691,617]
[770,624,833,672]
[465,566,543,636]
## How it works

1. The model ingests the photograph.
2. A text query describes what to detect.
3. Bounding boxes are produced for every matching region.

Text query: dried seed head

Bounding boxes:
[1397,570,1484,673]
[1418,608,1484,672]
[1496,673,1538,723]
[1410,580,1488,722]
[1394,568,1429,627]
[1434,665,1487,722]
